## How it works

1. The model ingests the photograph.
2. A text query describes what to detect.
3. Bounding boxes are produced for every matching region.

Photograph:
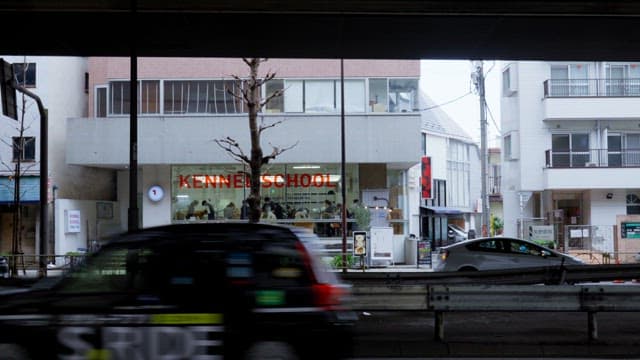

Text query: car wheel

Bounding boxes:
[458,266,478,272]
[0,344,31,360]
[245,341,299,360]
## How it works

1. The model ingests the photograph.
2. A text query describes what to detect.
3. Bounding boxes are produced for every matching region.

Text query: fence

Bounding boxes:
[0,254,87,278]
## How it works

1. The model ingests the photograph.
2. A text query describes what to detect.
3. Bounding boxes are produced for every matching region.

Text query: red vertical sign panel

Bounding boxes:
[421,156,432,199]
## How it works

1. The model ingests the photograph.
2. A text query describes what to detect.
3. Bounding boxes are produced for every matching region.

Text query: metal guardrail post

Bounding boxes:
[588,311,598,341]
[434,311,444,341]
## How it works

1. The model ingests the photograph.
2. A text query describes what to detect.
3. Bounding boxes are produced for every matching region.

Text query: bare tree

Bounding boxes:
[0,60,36,276]
[215,58,297,223]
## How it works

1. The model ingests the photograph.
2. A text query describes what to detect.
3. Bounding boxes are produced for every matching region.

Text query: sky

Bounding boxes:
[420,60,502,147]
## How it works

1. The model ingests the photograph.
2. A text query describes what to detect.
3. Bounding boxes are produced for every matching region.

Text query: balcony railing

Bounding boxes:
[544,78,640,97]
[545,148,640,168]
[488,175,501,195]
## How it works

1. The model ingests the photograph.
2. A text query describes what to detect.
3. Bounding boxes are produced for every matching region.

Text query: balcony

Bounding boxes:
[545,148,640,168]
[542,78,640,121]
[543,148,640,190]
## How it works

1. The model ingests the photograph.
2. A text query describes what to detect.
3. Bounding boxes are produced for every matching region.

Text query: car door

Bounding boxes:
[464,238,512,270]
[49,238,227,360]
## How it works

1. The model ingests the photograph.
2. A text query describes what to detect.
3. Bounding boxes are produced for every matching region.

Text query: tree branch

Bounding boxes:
[261,141,299,165]
[213,137,250,164]
[258,117,285,134]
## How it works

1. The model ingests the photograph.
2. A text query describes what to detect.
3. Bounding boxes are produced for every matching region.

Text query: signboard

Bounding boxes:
[65,210,81,233]
[421,156,432,199]
[417,240,431,266]
[622,222,640,239]
[0,59,17,120]
[528,225,554,241]
[370,227,393,262]
[353,231,367,256]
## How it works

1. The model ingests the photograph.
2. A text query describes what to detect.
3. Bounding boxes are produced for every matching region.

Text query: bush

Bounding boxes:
[330,254,356,269]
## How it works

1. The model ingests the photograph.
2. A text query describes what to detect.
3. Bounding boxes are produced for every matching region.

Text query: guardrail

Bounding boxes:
[350,283,640,342]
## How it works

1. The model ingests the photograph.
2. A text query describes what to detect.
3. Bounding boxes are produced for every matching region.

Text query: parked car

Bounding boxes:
[434,236,584,272]
[447,224,467,243]
[0,223,357,360]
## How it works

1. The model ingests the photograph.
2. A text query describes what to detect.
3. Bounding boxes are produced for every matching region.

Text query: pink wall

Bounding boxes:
[88,57,420,115]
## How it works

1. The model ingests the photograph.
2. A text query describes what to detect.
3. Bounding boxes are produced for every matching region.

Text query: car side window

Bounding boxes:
[509,241,553,257]
[467,239,504,253]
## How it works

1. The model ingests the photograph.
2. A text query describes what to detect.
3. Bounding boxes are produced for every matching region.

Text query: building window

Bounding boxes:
[369,78,388,112]
[627,193,640,215]
[503,135,512,160]
[502,67,516,96]
[265,79,284,113]
[95,86,107,117]
[605,63,640,96]
[369,78,418,113]
[389,79,418,112]
[12,137,35,162]
[12,62,36,87]
[421,133,427,155]
[551,133,589,167]
[550,63,589,96]
[163,80,243,114]
[109,80,160,115]
[446,140,470,208]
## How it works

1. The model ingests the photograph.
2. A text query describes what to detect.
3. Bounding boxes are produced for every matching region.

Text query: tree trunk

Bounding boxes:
[247,58,264,223]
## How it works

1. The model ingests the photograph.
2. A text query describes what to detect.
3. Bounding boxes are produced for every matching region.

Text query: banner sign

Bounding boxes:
[421,156,432,199]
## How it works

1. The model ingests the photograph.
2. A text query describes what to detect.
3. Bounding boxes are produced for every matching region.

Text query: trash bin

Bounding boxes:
[468,229,476,240]
[405,235,418,265]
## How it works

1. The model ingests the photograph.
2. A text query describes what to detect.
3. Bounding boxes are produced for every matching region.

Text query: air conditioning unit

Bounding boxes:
[585,162,598,167]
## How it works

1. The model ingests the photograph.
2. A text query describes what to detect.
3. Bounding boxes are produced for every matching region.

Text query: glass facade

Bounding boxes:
[171,164,408,237]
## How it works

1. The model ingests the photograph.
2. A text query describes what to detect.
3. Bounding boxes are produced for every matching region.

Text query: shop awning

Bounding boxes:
[0,176,40,205]
[421,206,462,215]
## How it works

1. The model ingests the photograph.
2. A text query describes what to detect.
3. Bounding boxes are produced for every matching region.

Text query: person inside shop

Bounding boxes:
[262,205,277,222]
[187,200,200,219]
[240,200,249,220]
[223,202,237,219]
[322,200,337,236]
[202,199,216,220]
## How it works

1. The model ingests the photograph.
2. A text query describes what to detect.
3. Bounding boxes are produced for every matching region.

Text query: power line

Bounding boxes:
[484,98,501,135]
[418,91,472,111]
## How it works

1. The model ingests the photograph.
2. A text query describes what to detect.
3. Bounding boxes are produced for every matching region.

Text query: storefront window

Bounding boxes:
[171,163,359,224]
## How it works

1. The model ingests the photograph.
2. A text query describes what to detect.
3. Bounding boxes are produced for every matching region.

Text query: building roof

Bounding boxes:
[419,93,475,144]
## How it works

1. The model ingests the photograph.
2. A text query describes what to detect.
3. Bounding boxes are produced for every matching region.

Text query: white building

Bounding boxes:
[501,61,640,260]
[408,94,481,251]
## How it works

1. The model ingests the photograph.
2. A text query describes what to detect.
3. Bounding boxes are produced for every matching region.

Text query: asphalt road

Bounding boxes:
[351,310,640,358]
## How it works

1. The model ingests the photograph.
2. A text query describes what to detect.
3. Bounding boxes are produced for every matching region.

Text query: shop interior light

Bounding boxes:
[176,195,189,199]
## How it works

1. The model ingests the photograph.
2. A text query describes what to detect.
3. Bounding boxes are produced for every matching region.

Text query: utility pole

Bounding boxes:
[473,61,490,236]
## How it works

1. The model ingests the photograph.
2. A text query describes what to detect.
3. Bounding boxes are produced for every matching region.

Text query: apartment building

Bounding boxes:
[501,61,640,260]
[0,56,119,259]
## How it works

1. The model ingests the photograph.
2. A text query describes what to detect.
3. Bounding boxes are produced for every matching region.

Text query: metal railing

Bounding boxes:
[545,148,640,168]
[544,78,640,97]
[350,282,640,341]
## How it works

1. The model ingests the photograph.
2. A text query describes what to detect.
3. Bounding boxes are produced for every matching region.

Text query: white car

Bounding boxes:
[433,236,584,272]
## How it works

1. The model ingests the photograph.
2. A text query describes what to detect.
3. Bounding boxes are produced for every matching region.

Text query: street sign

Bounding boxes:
[0,59,17,120]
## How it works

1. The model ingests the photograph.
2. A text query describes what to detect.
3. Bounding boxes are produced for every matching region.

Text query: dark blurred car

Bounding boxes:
[0,223,356,360]
[0,256,8,278]
[434,236,584,272]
